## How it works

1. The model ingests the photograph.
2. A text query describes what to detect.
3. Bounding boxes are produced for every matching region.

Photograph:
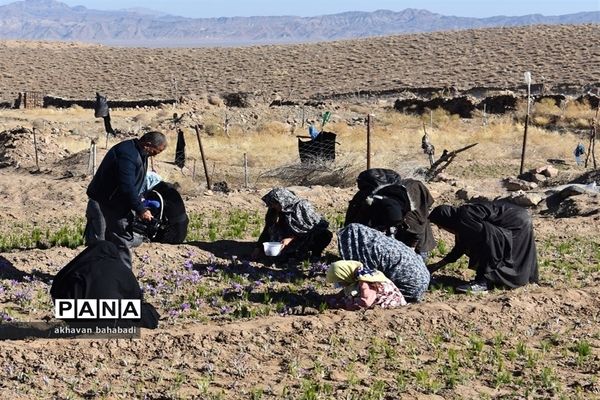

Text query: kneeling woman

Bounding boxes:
[253,188,332,261]
[326,260,407,310]
[428,202,539,293]
[338,223,430,302]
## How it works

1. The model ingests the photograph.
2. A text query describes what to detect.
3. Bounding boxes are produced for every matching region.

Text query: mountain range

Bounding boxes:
[0,0,598,46]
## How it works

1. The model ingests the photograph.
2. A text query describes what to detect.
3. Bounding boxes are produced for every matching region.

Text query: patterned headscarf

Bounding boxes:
[326,260,390,285]
[337,223,430,301]
[262,187,326,235]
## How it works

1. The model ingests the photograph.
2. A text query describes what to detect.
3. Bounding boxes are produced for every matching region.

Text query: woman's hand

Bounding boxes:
[280,237,294,249]
[427,260,447,274]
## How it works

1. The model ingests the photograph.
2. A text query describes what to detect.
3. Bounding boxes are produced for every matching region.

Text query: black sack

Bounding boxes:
[298,131,336,163]
[145,182,189,244]
[94,92,109,118]
[174,129,186,168]
[95,92,115,135]
[50,241,159,329]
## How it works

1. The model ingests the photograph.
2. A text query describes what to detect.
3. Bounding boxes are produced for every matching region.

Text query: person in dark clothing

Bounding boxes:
[85,131,167,269]
[252,187,332,261]
[144,181,189,244]
[394,179,436,259]
[344,168,402,226]
[344,169,436,260]
[50,240,159,329]
[428,202,539,293]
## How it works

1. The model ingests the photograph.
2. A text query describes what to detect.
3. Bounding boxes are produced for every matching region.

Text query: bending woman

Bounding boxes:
[326,260,407,310]
[428,202,539,293]
[338,223,430,302]
[253,188,332,261]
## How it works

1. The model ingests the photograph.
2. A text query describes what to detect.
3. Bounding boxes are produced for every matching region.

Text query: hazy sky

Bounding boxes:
[1,0,598,18]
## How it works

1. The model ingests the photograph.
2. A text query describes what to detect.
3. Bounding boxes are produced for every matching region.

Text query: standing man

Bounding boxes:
[85,131,167,269]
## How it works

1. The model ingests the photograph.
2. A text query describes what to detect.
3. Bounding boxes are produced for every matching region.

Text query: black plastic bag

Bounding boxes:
[94,92,109,118]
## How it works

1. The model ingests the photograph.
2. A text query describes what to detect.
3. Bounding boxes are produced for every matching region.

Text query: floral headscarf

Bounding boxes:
[261,187,327,235]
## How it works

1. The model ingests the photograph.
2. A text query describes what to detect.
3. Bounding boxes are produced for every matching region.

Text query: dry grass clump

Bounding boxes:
[516,98,596,130]
[6,101,587,188]
[534,98,561,115]
[564,100,597,120]
[256,121,291,136]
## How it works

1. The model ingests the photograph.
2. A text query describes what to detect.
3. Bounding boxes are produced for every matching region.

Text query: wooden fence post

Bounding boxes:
[32,127,40,171]
[88,138,97,175]
[244,153,249,188]
[366,114,372,169]
[194,124,211,189]
[584,89,599,169]
[519,72,532,176]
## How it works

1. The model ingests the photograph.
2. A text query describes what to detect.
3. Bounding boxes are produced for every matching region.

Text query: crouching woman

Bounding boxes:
[428,202,539,293]
[252,188,332,261]
[326,260,407,310]
[338,223,430,302]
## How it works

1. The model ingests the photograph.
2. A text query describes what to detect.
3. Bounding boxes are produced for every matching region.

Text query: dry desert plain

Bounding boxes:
[0,24,599,399]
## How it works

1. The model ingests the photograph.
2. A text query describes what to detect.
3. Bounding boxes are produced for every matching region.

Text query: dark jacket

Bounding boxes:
[145,182,189,244]
[87,139,148,215]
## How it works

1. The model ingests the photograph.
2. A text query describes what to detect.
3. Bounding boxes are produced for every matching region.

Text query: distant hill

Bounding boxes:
[0,0,598,46]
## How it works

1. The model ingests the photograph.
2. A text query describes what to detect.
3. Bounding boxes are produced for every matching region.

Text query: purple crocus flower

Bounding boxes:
[188,271,201,284]
[220,306,232,314]
[0,311,13,321]
[206,265,217,274]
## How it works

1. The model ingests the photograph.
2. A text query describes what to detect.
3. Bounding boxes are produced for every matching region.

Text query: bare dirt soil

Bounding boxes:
[0,24,598,102]
[0,24,599,400]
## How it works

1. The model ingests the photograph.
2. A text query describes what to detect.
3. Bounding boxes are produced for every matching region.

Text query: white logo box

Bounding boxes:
[54,299,142,319]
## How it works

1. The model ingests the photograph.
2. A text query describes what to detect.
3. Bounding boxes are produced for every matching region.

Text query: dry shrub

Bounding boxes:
[256,121,290,136]
[205,123,224,136]
[208,94,223,107]
[572,118,592,129]
[155,109,171,120]
[564,101,595,120]
[429,108,461,128]
[525,125,580,159]
[533,98,560,116]
[532,116,551,126]
[132,113,150,123]
[348,104,371,114]
[259,155,359,188]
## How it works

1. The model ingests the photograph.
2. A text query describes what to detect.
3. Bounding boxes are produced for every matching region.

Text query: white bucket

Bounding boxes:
[263,241,283,257]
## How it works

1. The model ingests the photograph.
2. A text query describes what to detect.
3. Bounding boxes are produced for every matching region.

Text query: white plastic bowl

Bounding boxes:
[263,241,283,257]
